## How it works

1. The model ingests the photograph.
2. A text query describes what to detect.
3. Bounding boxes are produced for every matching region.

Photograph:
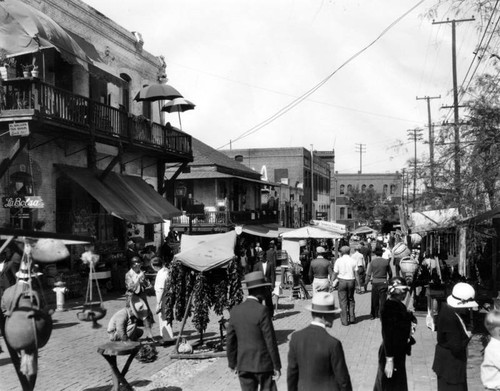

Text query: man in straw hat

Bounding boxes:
[432,282,478,391]
[287,292,352,391]
[227,271,281,391]
[106,295,145,342]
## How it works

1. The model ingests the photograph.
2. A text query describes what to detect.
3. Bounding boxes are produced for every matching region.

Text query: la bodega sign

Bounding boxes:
[2,196,45,209]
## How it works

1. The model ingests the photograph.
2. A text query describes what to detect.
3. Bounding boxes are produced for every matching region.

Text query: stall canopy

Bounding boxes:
[175,231,237,272]
[410,208,462,232]
[56,165,181,224]
[351,226,376,235]
[240,224,293,238]
[280,226,343,239]
[0,0,89,68]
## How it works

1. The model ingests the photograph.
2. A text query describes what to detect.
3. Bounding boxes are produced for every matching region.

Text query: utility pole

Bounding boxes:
[416,95,440,189]
[355,143,366,173]
[310,144,314,221]
[407,128,423,209]
[433,17,474,204]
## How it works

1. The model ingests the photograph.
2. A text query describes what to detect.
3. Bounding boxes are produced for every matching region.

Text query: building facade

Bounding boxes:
[223,147,332,224]
[333,172,402,229]
[0,0,192,286]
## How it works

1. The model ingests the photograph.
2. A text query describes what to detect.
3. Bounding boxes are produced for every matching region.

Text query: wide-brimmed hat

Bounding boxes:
[129,294,150,320]
[447,282,478,308]
[316,246,325,254]
[305,292,341,313]
[243,271,271,289]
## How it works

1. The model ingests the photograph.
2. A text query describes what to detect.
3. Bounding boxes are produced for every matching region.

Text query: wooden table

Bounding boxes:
[97,341,141,391]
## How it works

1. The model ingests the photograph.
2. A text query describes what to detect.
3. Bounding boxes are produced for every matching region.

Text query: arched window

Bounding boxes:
[369,184,374,190]
[361,184,366,192]
[390,184,396,195]
[340,184,345,195]
[383,184,388,195]
[347,184,353,193]
[340,207,345,219]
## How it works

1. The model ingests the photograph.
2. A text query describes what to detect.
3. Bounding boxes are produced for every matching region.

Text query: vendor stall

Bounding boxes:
[162,230,243,359]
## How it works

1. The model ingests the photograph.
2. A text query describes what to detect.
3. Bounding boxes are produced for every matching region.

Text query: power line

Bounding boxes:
[217,0,427,149]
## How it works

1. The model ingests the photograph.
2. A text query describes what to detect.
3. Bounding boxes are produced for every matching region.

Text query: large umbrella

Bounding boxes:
[351,226,375,235]
[161,98,195,130]
[0,0,89,69]
[280,226,343,239]
[134,83,183,126]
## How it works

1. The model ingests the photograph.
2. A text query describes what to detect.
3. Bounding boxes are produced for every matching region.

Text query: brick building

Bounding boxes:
[222,147,332,224]
[0,0,192,286]
[333,172,402,229]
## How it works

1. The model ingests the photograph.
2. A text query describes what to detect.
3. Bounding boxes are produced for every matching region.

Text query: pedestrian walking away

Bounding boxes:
[332,246,360,326]
[226,271,281,391]
[287,291,352,391]
[309,246,332,297]
[366,246,392,320]
[252,251,276,318]
[153,256,175,345]
[432,282,478,391]
[351,245,367,294]
[374,276,417,391]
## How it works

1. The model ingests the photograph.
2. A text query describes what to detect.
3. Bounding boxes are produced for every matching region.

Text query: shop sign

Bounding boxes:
[2,196,45,209]
[9,122,30,137]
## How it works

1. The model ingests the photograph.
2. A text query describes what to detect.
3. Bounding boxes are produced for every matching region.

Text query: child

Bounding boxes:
[481,309,500,390]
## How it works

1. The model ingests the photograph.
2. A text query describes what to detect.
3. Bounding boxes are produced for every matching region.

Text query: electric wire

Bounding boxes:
[217,0,427,150]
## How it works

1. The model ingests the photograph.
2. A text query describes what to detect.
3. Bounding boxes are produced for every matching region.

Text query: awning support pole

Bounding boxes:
[159,162,188,195]
[0,137,29,182]
[99,144,123,181]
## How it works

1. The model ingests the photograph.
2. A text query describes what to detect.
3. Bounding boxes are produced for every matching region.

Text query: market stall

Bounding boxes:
[162,230,243,359]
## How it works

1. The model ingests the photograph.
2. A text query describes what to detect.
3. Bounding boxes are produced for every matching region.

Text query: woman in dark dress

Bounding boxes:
[432,282,477,391]
[374,276,416,391]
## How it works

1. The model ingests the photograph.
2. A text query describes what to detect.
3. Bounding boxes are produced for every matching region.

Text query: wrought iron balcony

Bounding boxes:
[0,77,192,160]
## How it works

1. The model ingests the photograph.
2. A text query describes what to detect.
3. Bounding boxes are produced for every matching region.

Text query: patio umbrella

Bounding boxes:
[161,98,195,130]
[134,83,183,125]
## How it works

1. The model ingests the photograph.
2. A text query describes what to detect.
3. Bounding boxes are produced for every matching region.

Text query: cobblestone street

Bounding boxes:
[0,284,486,391]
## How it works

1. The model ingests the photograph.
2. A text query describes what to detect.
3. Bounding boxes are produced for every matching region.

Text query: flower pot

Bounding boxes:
[23,71,30,78]
[31,70,39,78]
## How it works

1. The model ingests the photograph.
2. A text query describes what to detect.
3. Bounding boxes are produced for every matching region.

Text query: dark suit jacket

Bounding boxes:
[432,302,470,384]
[288,324,352,391]
[253,261,276,287]
[226,298,281,373]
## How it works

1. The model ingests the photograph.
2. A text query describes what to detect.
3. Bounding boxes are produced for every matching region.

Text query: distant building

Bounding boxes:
[333,172,402,229]
[223,147,333,224]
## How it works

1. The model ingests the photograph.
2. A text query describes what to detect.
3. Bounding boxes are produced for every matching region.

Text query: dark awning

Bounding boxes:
[56,165,181,224]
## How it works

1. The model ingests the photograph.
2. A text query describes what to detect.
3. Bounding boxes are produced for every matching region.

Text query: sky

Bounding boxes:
[81,0,482,174]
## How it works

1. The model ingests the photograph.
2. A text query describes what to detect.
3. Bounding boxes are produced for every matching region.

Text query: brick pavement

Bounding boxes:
[0,286,486,391]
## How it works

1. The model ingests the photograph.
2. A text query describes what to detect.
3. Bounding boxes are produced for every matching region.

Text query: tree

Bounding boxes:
[347,187,399,230]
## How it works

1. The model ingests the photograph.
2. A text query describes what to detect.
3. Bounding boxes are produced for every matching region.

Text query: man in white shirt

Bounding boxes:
[351,246,366,294]
[153,257,174,345]
[332,246,360,326]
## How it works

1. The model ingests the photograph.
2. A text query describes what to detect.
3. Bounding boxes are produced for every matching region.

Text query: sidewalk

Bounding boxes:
[0,287,485,391]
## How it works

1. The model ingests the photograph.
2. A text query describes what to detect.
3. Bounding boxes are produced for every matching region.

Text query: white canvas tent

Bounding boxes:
[175,231,237,272]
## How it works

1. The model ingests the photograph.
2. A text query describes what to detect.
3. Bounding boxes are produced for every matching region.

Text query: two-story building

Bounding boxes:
[0,0,192,285]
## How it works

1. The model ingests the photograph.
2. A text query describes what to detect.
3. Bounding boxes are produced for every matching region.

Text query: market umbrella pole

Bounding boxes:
[174,289,195,354]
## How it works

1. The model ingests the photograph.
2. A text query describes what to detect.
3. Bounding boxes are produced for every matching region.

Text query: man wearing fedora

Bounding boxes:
[432,282,478,391]
[227,271,281,391]
[308,246,332,297]
[107,296,145,341]
[252,251,276,318]
[287,292,352,391]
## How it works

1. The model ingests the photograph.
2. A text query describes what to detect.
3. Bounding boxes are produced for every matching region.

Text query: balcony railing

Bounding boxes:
[0,78,192,157]
[171,209,280,229]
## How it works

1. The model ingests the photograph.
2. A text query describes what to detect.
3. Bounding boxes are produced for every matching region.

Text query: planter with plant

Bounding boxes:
[0,49,17,80]
[31,58,39,78]
[21,64,31,78]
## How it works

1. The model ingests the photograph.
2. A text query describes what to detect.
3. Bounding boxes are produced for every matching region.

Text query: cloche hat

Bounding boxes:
[316,246,325,254]
[305,292,341,313]
[447,282,478,308]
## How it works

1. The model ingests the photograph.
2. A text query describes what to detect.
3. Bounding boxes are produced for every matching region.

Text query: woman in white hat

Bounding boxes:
[374,276,417,391]
[432,282,477,391]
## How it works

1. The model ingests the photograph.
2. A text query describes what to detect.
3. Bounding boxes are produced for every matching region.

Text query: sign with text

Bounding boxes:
[9,122,30,137]
[2,196,45,209]
[311,219,347,234]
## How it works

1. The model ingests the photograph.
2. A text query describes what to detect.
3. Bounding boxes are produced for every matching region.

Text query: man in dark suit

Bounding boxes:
[227,271,281,391]
[287,291,352,391]
[252,251,276,317]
